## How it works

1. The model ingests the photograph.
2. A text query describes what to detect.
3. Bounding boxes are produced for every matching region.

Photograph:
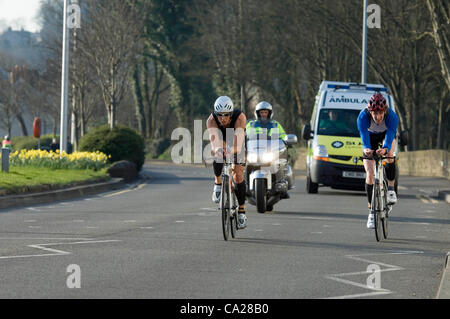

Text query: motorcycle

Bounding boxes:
[245,133,298,213]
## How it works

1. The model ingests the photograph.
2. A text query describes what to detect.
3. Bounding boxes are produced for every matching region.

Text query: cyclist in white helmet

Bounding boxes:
[206,96,248,229]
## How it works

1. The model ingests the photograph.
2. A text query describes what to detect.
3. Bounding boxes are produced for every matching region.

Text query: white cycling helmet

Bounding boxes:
[254,101,273,120]
[214,96,234,114]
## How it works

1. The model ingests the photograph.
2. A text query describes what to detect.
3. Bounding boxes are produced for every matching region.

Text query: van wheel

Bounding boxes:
[306,174,318,194]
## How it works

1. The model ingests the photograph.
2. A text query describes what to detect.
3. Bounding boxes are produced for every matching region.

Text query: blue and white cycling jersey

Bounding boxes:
[357,108,399,151]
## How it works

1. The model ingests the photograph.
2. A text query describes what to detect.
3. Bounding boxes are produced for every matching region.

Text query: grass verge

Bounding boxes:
[0,166,110,196]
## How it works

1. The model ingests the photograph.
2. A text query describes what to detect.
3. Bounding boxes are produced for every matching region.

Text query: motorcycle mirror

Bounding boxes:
[284,134,298,146]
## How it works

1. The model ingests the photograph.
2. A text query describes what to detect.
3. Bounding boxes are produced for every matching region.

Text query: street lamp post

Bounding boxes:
[361,0,368,84]
[60,0,70,154]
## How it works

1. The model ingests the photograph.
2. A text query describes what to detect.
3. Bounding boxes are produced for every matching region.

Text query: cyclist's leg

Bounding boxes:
[384,138,397,204]
[212,161,223,203]
[213,161,223,184]
[232,163,246,210]
[364,158,375,207]
[384,138,397,187]
[364,132,383,208]
[232,154,247,228]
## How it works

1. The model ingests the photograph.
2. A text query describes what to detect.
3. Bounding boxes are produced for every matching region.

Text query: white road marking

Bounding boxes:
[175,221,185,223]
[325,251,423,299]
[0,239,120,260]
[103,183,146,198]
[103,189,134,197]
[24,220,37,223]
[417,195,439,204]
[325,291,391,299]
[123,220,137,223]
[140,227,154,229]
[418,195,430,204]
[0,237,92,240]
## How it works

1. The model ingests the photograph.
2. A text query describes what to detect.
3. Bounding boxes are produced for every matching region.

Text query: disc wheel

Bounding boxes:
[221,176,231,241]
[382,180,389,239]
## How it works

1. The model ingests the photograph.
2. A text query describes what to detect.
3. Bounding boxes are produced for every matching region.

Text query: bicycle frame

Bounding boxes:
[372,155,387,218]
[219,157,239,240]
[369,153,391,241]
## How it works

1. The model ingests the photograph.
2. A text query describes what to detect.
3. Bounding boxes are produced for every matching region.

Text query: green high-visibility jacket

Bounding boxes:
[246,119,287,140]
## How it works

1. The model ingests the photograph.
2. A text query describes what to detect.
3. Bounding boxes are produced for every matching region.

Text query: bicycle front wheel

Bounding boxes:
[372,184,382,242]
[230,193,237,238]
[221,176,231,241]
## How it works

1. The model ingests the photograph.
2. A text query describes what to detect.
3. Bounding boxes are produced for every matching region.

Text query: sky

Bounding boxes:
[0,0,42,33]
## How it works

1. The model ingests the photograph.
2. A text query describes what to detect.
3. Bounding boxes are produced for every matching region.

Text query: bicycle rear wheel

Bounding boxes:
[382,180,389,239]
[221,176,231,241]
[372,184,382,242]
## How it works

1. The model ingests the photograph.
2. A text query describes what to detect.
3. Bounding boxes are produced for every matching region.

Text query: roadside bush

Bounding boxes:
[11,135,55,151]
[145,138,171,159]
[79,124,145,171]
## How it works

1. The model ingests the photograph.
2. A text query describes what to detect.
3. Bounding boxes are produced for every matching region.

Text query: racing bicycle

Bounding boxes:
[219,158,239,241]
[363,153,394,241]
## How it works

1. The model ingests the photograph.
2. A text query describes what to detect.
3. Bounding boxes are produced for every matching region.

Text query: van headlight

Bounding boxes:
[313,145,329,161]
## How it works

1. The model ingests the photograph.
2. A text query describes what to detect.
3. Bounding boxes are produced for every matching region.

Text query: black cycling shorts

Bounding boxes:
[368,132,386,150]
[213,153,245,177]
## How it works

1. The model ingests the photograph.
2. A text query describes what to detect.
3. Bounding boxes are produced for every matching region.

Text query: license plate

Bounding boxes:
[343,171,366,179]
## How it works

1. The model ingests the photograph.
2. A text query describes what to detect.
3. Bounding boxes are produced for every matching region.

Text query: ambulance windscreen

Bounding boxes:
[317,109,360,137]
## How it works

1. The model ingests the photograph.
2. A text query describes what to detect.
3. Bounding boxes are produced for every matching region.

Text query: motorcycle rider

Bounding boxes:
[246,101,286,140]
[246,101,291,199]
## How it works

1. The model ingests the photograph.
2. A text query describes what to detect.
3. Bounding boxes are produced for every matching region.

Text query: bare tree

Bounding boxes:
[78,0,144,129]
[426,0,450,92]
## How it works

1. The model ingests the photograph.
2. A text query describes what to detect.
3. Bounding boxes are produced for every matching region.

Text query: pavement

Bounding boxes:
[0,178,127,210]
[0,161,448,299]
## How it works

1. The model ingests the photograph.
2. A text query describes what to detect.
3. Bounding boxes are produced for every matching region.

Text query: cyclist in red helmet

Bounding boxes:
[357,92,399,229]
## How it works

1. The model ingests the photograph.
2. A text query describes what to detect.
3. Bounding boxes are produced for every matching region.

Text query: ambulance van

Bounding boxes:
[302,81,403,193]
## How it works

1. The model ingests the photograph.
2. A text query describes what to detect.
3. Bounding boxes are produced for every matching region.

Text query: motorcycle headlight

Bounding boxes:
[262,152,274,162]
[247,153,258,163]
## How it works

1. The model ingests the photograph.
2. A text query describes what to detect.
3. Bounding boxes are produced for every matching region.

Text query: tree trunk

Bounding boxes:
[16,114,28,136]
[132,63,146,136]
[426,0,450,92]
[53,117,58,138]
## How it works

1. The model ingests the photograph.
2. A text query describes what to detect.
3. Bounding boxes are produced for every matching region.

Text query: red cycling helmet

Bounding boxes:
[368,93,387,112]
